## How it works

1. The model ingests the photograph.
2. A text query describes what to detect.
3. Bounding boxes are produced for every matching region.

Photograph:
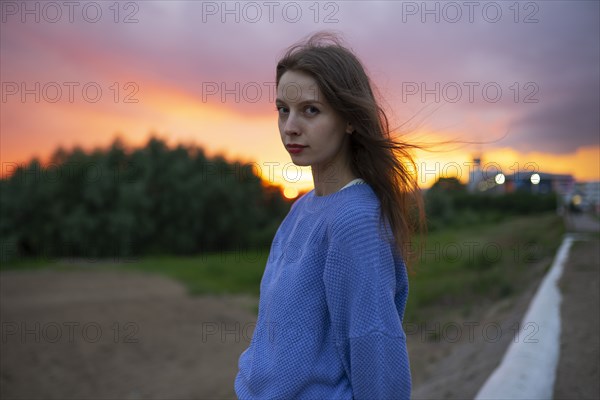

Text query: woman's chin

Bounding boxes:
[289,157,311,167]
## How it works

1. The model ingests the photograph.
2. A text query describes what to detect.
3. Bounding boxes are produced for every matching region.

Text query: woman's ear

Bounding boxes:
[346,122,354,135]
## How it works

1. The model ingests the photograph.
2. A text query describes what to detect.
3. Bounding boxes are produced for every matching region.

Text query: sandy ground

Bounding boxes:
[1,213,597,399]
[553,234,599,398]
[1,269,258,399]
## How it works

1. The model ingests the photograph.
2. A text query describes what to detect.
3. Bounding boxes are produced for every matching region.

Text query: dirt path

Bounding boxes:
[563,212,600,233]
[1,269,258,399]
[553,237,600,399]
[2,215,596,399]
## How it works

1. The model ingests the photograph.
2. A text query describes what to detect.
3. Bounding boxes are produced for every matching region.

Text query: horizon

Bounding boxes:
[2,1,599,196]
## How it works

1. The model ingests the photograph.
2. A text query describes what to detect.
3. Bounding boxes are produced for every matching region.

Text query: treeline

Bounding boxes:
[2,143,559,262]
[425,177,558,231]
[1,137,292,261]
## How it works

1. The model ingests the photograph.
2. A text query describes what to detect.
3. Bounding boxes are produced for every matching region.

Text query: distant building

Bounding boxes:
[467,155,483,193]
[466,154,575,197]
[466,154,501,193]
[502,171,575,196]
[465,154,598,215]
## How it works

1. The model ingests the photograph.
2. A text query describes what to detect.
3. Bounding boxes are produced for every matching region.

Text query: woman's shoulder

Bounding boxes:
[335,183,379,215]
[327,186,383,239]
[289,184,380,223]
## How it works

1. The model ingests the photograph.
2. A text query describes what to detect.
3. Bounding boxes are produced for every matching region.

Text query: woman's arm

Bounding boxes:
[323,210,411,400]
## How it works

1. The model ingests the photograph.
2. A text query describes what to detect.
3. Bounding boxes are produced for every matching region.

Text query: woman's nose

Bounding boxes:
[283,114,301,136]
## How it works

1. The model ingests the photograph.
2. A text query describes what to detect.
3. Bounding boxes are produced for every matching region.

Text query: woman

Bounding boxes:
[235,31,424,400]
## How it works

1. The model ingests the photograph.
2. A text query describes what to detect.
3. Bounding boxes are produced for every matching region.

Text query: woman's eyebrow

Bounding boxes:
[275,98,323,106]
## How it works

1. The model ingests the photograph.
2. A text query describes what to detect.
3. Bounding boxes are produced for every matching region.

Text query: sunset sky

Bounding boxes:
[2,1,599,195]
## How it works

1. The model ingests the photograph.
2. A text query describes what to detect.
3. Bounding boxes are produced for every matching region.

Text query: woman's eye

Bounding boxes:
[275,105,318,115]
[305,106,319,115]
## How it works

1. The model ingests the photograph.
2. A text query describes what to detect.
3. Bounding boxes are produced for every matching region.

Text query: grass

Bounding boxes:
[115,250,269,296]
[404,212,565,322]
[2,213,565,322]
[1,248,270,297]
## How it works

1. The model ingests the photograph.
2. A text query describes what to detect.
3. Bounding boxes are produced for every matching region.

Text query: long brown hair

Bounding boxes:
[276,31,426,267]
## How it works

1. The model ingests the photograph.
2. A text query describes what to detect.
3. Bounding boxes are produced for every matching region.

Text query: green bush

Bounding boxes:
[1,137,292,262]
[425,178,558,231]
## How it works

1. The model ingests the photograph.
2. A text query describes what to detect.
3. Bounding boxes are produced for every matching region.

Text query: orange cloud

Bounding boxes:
[3,77,598,196]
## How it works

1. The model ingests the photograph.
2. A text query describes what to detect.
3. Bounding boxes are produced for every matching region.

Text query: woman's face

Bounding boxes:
[276,70,353,171]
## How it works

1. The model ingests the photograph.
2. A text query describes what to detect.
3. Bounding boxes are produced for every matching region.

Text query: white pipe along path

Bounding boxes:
[475,234,575,399]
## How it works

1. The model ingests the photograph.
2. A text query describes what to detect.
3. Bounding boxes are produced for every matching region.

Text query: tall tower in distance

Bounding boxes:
[468,153,483,192]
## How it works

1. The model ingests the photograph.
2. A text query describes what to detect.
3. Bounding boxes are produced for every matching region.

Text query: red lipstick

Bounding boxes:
[286,144,307,154]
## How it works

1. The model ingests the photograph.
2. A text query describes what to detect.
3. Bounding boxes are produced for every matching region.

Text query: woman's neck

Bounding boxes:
[311,165,358,197]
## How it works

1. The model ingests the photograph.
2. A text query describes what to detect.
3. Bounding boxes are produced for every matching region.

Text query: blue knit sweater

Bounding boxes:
[235,183,411,399]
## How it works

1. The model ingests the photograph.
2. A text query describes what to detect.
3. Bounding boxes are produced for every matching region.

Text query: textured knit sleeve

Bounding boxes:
[322,209,411,400]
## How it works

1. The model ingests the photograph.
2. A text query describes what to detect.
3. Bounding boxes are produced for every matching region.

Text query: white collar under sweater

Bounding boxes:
[339,177,366,192]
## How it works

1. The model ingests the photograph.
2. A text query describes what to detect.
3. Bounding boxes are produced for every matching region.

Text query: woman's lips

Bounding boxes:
[286,145,307,154]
